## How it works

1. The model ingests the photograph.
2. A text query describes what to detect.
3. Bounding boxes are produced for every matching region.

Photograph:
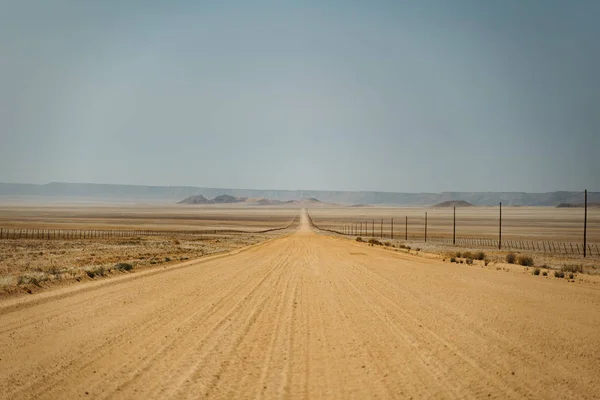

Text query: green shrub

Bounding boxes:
[506,253,516,264]
[533,268,540,275]
[517,255,534,267]
[114,262,133,271]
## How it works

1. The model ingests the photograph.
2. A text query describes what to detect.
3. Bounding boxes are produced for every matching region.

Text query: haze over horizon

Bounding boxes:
[2,1,598,193]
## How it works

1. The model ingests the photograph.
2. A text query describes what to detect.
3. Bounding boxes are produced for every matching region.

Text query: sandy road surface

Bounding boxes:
[1,212,600,399]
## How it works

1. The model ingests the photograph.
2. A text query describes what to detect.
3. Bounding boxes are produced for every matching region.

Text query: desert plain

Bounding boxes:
[0,203,599,399]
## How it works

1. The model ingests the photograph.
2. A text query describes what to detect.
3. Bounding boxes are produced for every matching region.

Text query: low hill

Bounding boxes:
[178,194,246,205]
[432,200,474,208]
[557,202,600,208]
[253,198,294,206]
[177,195,209,204]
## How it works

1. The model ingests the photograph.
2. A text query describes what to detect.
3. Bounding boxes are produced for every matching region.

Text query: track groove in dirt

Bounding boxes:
[1,212,599,399]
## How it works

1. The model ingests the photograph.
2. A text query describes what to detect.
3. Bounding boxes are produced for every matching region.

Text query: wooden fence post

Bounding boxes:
[391,218,394,240]
[584,189,587,257]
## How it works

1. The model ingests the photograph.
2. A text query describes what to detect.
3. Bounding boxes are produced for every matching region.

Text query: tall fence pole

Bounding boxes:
[372,220,374,237]
[391,218,394,240]
[584,189,587,258]
[405,216,408,240]
[499,202,502,250]
[453,207,456,245]
[425,212,428,242]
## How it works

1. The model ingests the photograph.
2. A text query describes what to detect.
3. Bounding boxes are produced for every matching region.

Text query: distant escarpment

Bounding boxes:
[178,194,246,205]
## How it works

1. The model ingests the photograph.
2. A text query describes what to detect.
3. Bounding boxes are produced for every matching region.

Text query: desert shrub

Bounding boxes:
[506,253,516,264]
[114,262,133,271]
[554,271,565,278]
[465,258,473,265]
[561,265,584,273]
[415,248,421,252]
[475,252,486,260]
[542,271,548,276]
[517,255,534,267]
[455,252,462,258]
[459,260,464,264]
[368,238,382,246]
[569,273,574,279]
[356,237,363,242]
[173,239,180,245]
[164,257,171,262]
[384,242,391,247]
[85,266,105,278]
[533,268,540,275]
[462,251,474,260]
[484,259,490,266]
[450,257,456,263]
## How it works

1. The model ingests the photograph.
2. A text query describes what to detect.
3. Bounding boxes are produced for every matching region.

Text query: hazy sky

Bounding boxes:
[1,1,598,192]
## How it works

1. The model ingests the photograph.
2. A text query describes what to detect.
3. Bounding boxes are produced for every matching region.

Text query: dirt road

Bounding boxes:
[1,212,599,399]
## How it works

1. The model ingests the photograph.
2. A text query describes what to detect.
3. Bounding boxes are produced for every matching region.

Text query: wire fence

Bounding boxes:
[307,212,600,258]
[0,216,299,241]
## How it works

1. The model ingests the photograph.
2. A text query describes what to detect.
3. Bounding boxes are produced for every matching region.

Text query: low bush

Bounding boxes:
[384,241,392,247]
[533,268,540,275]
[506,253,516,264]
[415,248,421,252]
[450,257,456,263]
[356,237,363,242]
[484,259,490,266]
[85,266,106,278]
[542,271,548,276]
[517,255,534,267]
[368,238,382,246]
[462,251,474,260]
[554,271,565,278]
[561,265,584,273]
[569,273,574,279]
[465,258,473,265]
[455,252,462,258]
[114,262,133,271]
[475,252,486,260]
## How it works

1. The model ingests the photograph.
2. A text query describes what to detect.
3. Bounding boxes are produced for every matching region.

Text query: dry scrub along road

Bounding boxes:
[1,211,599,399]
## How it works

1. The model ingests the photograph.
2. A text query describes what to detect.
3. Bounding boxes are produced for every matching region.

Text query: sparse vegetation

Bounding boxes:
[475,252,486,260]
[384,241,392,247]
[368,238,382,246]
[554,271,565,278]
[542,271,548,276]
[533,268,540,275]
[85,266,106,278]
[506,253,516,264]
[450,257,456,263]
[484,259,490,266]
[569,273,574,279]
[561,265,584,274]
[517,255,534,267]
[356,237,364,242]
[114,262,133,271]
[465,258,473,265]
[462,251,474,260]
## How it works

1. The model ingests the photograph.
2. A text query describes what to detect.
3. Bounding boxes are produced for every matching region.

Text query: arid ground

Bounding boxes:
[1,210,599,399]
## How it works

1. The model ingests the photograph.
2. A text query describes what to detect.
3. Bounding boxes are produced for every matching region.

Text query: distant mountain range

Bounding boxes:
[0,182,598,206]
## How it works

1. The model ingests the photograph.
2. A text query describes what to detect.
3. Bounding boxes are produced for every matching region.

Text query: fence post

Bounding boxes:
[424,212,427,242]
[391,218,394,240]
[0,228,2,239]
[498,202,502,250]
[380,219,383,238]
[372,220,374,237]
[453,207,456,245]
[584,189,587,257]
[405,216,408,241]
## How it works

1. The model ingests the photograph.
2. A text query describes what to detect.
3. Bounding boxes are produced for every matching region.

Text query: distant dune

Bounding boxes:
[432,200,474,208]
[349,204,373,208]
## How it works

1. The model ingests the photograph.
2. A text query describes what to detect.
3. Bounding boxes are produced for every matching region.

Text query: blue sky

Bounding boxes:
[1,1,598,192]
